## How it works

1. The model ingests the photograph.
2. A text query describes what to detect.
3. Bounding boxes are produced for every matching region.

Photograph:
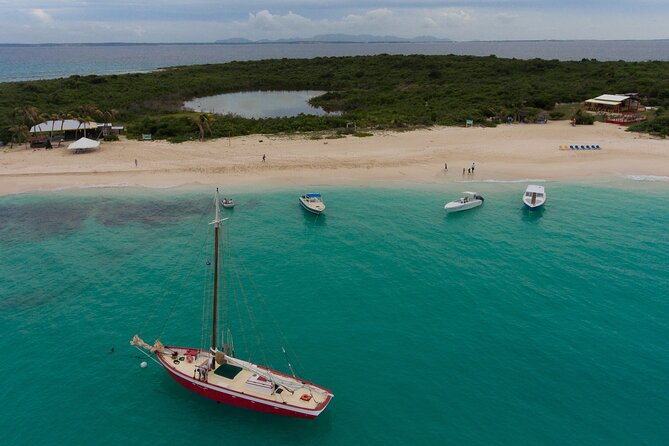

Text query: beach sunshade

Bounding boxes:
[68,137,100,152]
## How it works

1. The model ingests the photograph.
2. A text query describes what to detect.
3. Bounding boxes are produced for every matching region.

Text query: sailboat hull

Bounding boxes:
[157,349,331,419]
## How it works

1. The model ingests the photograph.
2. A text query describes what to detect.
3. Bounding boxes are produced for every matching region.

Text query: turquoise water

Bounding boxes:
[1,182,668,445]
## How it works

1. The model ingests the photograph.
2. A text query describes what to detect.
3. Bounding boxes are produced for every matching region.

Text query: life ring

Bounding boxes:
[300,394,312,402]
[173,360,180,365]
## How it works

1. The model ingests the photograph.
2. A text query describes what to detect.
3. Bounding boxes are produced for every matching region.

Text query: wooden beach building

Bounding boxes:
[584,93,645,125]
[584,94,641,113]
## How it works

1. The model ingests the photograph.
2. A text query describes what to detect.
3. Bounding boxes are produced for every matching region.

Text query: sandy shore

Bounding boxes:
[1,121,667,195]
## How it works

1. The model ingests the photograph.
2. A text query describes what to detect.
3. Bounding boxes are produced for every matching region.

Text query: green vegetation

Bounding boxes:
[629,108,669,137]
[573,109,595,125]
[2,54,669,143]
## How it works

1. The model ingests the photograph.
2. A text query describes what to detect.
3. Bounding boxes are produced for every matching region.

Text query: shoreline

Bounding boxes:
[1,121,668,196]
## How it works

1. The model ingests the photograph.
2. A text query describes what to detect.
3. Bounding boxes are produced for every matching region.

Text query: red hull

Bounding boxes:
[157,353,331,419]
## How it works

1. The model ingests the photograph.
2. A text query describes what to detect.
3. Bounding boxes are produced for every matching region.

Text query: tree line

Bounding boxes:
[2,54,669,144]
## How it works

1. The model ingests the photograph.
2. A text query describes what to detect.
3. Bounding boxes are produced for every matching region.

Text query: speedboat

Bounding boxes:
[299,193,325,215]
[523,185,546,209]
[444,191,484,213]
[221,198,235,208]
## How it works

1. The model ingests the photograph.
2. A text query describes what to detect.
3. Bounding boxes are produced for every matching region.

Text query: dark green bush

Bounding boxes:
[573,110,595,125]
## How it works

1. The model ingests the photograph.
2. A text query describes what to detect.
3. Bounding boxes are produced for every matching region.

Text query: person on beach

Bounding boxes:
[135,159,137,167]
[468,168,471,174]
[471,162,475,173]
[463,168,465,175]
[262,154,266,162]
[445,163,448,171]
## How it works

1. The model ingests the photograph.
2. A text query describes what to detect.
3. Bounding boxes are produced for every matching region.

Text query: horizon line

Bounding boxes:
[2,38,669,46]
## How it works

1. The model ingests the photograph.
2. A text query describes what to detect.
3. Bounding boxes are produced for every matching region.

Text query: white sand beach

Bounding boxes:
[1,121,667,195]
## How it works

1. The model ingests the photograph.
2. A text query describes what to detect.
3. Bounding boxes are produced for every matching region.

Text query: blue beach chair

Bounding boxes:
[570,145,575,150]
[586,145,591,149]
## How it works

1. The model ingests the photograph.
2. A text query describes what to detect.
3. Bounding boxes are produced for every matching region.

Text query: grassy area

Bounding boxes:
[2,54,669,143]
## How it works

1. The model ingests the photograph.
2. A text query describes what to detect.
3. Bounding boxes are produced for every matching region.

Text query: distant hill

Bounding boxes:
[215,34,452,44]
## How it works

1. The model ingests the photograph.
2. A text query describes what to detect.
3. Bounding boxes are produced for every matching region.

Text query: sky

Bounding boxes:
[2,1,668,44]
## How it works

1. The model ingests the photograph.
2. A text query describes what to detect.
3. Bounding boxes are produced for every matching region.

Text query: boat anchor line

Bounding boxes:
[132,344,162,367]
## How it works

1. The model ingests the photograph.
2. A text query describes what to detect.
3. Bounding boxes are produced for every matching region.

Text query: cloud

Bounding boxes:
[247,10,312,32]
[30,8,54,25]
[443,10,472,26]
[495,13,518,24]
[1,3,668,43]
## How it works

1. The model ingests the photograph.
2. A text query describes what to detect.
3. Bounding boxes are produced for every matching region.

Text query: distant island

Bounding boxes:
[215,34,453,44]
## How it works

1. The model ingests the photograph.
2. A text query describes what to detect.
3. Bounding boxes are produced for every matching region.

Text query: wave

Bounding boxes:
[476,179,547,184]
[622,175,669,182]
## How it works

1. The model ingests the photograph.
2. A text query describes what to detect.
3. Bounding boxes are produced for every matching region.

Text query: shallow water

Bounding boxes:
[0,182,667,445]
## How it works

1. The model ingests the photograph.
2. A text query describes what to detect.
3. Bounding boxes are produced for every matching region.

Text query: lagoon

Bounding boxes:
[183,90,333,118]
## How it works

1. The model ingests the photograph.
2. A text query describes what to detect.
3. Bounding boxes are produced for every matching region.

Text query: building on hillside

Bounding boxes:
[584,94,642,113]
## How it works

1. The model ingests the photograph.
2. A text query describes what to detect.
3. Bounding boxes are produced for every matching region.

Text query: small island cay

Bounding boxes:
[299,193,326,214]
[132,189,333,418]
[523,185,547,209]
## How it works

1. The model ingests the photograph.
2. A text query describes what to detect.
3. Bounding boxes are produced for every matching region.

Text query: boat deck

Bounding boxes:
[159,348,326,410]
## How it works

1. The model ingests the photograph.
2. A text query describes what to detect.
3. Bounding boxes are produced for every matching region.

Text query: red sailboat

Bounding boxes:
[132,189,333,418]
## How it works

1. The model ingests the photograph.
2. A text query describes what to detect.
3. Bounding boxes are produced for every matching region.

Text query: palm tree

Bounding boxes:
[47,112,60,138]
[195,113,214,141]
[14,106,41,129]
[76,104,102,138]
[100,109,119,137]
[61,112,74,133]
[8,124,29,149]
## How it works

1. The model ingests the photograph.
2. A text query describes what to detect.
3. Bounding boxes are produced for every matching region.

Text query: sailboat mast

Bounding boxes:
[211,188,221,352]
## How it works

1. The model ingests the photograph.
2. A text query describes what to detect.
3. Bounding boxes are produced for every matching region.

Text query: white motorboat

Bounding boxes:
[523,185,546,209]
[444,191,484,213]
[221,198,235,208]
[299,193,325,215]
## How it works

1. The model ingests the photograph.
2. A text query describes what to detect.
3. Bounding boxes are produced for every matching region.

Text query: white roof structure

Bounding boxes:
[585,94,630,105]
[68,137,100,153]
[30,120,97,133]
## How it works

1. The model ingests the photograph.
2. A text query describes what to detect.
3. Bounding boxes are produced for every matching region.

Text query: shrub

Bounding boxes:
[573,110,595,125]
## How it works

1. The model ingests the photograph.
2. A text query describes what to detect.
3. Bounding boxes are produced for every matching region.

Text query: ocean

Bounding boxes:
[1,180,668,445]
[2,40,669,83]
